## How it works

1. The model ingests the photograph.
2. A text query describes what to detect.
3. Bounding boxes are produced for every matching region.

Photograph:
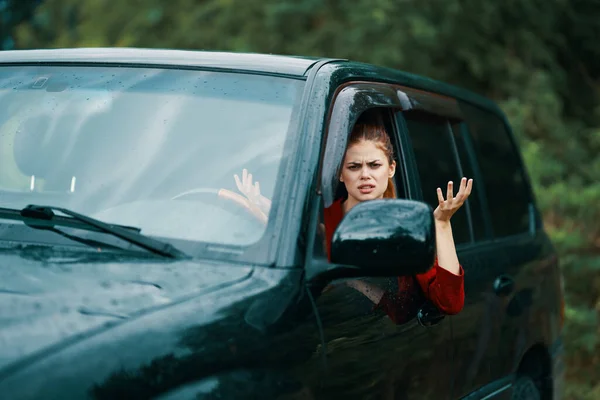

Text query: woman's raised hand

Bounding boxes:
[234,169,271,214]
[216,169,271,225]
[433,177,473,223]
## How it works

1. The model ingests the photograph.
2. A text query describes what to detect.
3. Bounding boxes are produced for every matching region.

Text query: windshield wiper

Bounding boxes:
[0,205,188,259]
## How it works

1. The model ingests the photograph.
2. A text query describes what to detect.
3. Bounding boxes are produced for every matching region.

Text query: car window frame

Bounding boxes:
[317,81,472,207]
[303,81,414,278]
[457,100,538,243]
[396,85,539,245]
[450,120,494,241]
[318,82,409,208]
[305,78,540,274]
[396,111,476,245]
[307,81,476,272]
[312,81,487,251]
[392,90,488,250]
[396,93,538,248]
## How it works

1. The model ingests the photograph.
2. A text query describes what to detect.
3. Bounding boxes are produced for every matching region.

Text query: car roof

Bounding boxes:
[0,48,500,116]
[0,48,333,77]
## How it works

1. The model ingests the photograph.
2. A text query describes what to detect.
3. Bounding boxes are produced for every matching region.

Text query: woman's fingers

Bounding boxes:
[459,177,467,194]
[236,169,255,196]
[433,178,474,221]
[234,174,243,192]
[436,187,445,205]
[454,177,467,203]
[235,169,266,205]
[254,180,261,196]
[243,171,251,192]
[455,177,473,203]
[446,181,454,205]
[465,178,473,196]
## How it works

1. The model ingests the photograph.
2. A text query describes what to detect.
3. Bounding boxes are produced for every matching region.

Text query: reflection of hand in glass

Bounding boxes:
[217,169,272,225]
[233,169,272,215]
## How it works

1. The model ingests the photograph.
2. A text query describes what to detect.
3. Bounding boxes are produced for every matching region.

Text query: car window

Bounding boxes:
[0,66,304,251]
[460,103,531,237]
[313,107,421,326]
[316,108,404,257]
[450,122,489,241]
[400,110,471,245]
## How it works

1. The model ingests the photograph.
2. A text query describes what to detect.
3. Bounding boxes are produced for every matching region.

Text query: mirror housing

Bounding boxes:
[330,199,436,276]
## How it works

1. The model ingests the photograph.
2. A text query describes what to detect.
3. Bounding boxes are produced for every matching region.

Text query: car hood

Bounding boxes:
[0,246,253,373]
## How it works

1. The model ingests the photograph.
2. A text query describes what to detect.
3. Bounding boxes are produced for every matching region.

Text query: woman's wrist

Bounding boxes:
[434,219,452,230]
[433,218,460,275]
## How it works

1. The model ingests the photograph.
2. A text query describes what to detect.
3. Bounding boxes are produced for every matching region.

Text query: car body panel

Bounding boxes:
[451,232,559,398]
[0,48,328,77]
[0,246,252,373]
[0,246,319,399]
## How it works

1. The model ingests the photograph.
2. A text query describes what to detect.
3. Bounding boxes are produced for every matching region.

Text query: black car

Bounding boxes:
[0,48,564,400]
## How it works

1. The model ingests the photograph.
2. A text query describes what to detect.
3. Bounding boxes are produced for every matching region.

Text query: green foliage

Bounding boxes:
[8,0,600,397]
[0,0,39,49]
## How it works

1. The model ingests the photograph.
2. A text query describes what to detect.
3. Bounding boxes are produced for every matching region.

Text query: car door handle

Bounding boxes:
[417,302,446,327]
[493,275,515,297]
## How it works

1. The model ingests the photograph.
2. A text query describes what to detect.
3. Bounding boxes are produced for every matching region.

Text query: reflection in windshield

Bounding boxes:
[0,66,303,249]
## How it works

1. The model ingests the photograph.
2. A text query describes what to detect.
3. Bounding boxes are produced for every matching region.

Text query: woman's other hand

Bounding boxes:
[433,177,473,223]
[216,188,268,224]
[234,169,272,214]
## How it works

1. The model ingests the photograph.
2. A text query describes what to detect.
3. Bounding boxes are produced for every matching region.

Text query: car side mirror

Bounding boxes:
[330,199,436,276]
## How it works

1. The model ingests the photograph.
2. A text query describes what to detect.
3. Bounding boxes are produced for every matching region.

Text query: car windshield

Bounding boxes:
[0,65,304,254]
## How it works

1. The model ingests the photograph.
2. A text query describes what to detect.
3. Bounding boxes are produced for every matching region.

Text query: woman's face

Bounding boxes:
[340,139,396,208]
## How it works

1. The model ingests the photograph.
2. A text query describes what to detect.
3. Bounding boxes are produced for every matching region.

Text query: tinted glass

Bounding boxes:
[0,66,304,251]
[401,111,471,244]
[461,103,530,237]
[451,122,488,241]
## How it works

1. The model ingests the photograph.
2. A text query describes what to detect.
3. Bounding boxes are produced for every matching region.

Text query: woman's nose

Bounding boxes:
[360,167,370,178]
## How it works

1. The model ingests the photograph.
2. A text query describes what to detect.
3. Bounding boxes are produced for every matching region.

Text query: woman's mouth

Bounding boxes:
[358,184,375,194]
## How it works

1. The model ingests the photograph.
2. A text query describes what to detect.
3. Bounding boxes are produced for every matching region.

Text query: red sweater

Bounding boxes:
[323,199,465,323]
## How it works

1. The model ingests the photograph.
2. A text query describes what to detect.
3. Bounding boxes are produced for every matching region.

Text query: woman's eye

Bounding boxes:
[348,165,360,170]
[370,163,381,168]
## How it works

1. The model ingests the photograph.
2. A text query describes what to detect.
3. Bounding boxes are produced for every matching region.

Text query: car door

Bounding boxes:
[305,82,455,400]
[447,102,541,399]
[395,106,489,399]
[394,92,524,399]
